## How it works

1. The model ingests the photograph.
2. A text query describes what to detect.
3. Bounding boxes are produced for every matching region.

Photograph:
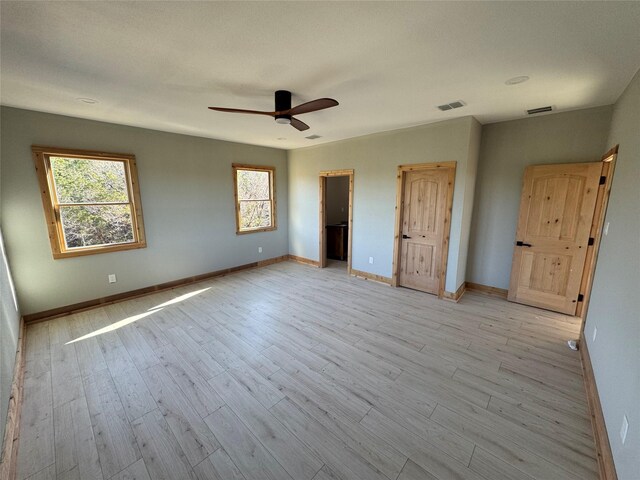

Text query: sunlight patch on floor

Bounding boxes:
[148,287,211,310]
[66,309,161,344]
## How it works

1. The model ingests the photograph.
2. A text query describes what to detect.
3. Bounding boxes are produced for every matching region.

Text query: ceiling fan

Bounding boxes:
[208,90,338,131]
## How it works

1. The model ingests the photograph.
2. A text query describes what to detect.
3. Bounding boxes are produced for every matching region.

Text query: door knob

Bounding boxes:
[402,234,411,239]
[516,241,533,247]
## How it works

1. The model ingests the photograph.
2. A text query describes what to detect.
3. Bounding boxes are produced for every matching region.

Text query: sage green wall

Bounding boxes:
[288,116,480,293]
[466,106,613,289]
[584,70,639,480]
[0,229,20,451]
[0,107,288,315]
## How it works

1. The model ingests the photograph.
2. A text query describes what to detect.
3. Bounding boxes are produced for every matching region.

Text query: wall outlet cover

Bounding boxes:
[258,246,263,253]
[369,257,374,264]
[108,274,117,284]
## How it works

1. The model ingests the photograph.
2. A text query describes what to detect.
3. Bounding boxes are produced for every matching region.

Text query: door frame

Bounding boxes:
[391,162,456,298]
[577,146,618,325]
[319,169,354,273]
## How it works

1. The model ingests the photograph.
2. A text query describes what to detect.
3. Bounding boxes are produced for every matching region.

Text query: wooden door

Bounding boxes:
[508,162,603,314]
[399,169,450,294]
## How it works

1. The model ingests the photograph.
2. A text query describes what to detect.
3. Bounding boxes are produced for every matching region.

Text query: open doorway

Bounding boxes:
[319,170,354,273]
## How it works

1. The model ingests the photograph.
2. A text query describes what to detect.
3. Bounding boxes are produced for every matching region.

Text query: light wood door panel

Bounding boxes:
[399,169,449,294]
[508,162,603,315]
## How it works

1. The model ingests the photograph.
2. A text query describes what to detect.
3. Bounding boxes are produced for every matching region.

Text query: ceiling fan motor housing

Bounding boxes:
[275,90,292,124]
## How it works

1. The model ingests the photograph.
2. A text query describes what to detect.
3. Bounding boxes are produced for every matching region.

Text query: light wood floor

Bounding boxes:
[17,261,598,480]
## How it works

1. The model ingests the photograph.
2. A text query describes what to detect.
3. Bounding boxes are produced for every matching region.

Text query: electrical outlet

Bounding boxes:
[369,256,374,264]
[258,246,263,253]
[592,326,598,342]
[604,222,610,236]
[108,274,117,284]
[620,415,629,444]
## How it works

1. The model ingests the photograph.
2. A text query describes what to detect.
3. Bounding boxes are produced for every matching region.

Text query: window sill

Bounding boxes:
[52,241,147,259]
[235,226,277,235]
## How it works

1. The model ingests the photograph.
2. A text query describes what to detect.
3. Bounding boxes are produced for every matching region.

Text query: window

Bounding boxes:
[32,146,146,258]
[232,164,276,234]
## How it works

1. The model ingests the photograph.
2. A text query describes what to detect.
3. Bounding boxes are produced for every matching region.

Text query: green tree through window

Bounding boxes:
[233,165,276,233]
[32,146,146,258]
[51,157,134,248]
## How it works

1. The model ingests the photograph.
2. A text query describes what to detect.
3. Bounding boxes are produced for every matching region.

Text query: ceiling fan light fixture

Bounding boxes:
[275,116,291,125]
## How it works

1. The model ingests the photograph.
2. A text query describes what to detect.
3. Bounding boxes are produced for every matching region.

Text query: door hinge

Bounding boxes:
[578,294,584,302]
[599,175,606,185]
[588,237,595,246]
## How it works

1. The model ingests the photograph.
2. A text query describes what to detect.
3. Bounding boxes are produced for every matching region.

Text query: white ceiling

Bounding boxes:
[1,1,639,150]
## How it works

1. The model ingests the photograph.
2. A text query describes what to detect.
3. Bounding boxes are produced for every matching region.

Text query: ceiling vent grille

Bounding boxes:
[437,100,466,111]
[305,134,321,140]
[527,106,553,115]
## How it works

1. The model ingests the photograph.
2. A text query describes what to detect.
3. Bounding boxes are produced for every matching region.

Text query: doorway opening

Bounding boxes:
[319,170,354,273]
[391,162,456,297]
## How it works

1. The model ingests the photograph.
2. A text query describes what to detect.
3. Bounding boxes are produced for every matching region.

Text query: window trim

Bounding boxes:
[32,145,147,259]
[232,163,277,235]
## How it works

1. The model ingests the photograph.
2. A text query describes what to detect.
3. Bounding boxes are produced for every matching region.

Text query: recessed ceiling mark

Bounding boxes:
[305,134,321,140]
[505,76,530,85]
[77,97,98,104]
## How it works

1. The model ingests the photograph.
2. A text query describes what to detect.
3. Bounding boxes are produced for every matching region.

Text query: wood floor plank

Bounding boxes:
[430,404,587,480]
[469,446,536,480]
[24,322,51,376]
[359,408,482,480]
[397,459,439,480]
[23,465,56,480]
[118,323,161,371]
[140,364,220,466]
[193,448,247,480]
[50,342,83,408]
[98,336,157,422]
[209,372,323,480]
[17,370,54,480]
[165,326,225,380]
[156,341,224,418]
[487,395,596,456]
[83,370,140,479]
[203,406,294,480]
[110,458,151,480]
[435,399,598,478]
[395,369,491,409]
[270,398,388,480]
[267,369,407,479]
[263,345,372,422]
[451,367,591,430]
[131,408,197,480]
[53,397,102,479]
[227,358,285,408]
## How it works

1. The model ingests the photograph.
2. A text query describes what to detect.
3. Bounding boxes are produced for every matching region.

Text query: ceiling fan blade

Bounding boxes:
[208,107,275,116]
[290,117,310,131]
[288,98,339,116]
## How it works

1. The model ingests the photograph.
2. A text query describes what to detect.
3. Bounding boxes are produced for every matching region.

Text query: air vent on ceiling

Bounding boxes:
[305,134,322,140]
[437,100,466,111]
[527,106,553,115]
